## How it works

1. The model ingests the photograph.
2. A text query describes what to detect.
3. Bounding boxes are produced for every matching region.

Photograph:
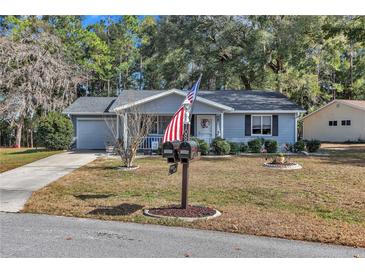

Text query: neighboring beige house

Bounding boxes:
[302,100,365,142]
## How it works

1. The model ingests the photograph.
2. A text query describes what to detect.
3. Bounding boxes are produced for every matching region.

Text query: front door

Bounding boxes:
[196,115,215,143]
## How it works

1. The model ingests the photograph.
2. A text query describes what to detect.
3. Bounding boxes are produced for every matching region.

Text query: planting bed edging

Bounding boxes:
[143,208,222,222]
[263,162,302,170]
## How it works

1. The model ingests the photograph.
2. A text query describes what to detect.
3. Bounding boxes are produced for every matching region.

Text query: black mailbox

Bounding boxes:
[179,141,198,163]
[162,141,180,163]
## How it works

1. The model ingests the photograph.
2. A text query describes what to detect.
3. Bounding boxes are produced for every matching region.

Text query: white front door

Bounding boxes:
[196,115,215,143]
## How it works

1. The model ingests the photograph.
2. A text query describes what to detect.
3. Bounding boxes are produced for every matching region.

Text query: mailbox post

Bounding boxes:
[179,141,198,208]
[161,75,202,210]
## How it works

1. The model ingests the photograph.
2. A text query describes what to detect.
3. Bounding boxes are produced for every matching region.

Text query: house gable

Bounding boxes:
[132,92,227,114]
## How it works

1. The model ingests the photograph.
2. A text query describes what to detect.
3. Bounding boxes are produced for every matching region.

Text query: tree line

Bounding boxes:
[0,15,364,147]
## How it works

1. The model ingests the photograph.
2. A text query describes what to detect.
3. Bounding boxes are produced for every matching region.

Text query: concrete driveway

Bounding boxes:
[0,151,100,212]
[1,212,364,257]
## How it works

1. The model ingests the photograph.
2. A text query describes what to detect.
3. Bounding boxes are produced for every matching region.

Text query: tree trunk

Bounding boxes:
[30,129,34,148]
[15,117,24,148]
[107,80,110,97]
[276,73,282,93]
[240,75,252,90]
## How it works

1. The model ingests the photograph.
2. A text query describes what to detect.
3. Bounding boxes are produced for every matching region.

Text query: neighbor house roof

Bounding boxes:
[337,100,365,111]
[63,89,305,114]
[301,99,365,121]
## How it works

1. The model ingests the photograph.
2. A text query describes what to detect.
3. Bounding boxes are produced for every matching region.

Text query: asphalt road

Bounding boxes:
[1,213,364,258]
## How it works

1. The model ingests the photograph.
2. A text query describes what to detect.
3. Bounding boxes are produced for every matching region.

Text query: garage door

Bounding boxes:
[77,119,115,149]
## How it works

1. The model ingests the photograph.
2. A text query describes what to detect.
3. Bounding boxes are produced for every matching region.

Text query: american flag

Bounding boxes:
[162,77,202,143]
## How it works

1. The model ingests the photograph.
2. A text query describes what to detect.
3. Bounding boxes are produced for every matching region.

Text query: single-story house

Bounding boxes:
[63,89,305,150]
[302,99,365,142]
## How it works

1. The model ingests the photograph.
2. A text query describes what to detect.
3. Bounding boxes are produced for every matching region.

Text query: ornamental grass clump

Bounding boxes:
[191,137,209,155]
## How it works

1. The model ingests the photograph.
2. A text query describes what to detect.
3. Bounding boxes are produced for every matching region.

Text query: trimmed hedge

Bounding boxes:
[240,143,248,153]
[293,140,306,152]
[305,139,321,152]
[36,112,73,150]
[248,139,262,153]
[211,137,231,155]
[264,139,278,153]
[228,142,241,154]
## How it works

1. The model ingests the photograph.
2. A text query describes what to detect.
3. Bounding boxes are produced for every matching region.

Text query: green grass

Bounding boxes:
[0,147,63,173]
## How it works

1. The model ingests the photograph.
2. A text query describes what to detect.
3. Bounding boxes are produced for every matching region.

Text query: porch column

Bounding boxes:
[220,112,224,138]
[116,115,119,138]
[295,112,298,142]
[123,113,128,145]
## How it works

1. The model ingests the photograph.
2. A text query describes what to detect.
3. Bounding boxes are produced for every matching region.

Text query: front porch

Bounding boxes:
[138,114,224,150]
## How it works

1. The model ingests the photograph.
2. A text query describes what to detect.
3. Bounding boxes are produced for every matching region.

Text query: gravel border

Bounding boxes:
[263,162,302,170]
[116,165,140,171]
[143,208,222,222]
[201,155,232,159]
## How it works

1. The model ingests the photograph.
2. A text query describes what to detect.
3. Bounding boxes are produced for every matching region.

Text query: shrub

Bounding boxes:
[284,143,294,152]
[264,139,278,153]
[228,142,241,155]
[240,143,248,153]
[211,137,231,155]
[305,139,321,152]
[157,143,162,155]
[36,112,73,150]
[191,136,209,155]
[248,139,262,153]
[293,140,306,152]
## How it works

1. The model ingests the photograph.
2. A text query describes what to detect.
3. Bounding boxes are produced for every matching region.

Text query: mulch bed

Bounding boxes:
[148,205,216,218]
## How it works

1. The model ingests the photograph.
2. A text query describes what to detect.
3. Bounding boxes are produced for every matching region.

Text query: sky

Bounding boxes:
[82,16,118,27]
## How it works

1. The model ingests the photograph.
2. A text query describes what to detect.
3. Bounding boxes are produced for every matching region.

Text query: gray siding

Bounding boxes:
[224,113,245,140]
[223,113,296,145]
[139,93,223,114]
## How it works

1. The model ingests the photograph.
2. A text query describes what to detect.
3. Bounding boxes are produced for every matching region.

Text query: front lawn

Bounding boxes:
[0,148,63,173]
[23,144,365,247]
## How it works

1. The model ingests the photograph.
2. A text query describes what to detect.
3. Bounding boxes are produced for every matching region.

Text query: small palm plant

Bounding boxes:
[273,153,286,164]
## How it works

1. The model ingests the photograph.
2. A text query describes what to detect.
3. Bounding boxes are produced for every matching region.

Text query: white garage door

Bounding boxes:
[77,119,115,149]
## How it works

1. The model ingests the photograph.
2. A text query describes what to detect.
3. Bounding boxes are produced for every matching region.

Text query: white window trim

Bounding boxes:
[251,115,273,137]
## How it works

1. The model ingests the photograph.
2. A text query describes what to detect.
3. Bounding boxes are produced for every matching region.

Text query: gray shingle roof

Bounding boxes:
[198,90,305,111]
[63,97,116,114]
[109,90,165,110]
[63,89,304,114]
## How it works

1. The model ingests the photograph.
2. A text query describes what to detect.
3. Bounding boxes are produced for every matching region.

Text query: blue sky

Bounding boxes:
[82,15,159,27]
[82,16,118,27]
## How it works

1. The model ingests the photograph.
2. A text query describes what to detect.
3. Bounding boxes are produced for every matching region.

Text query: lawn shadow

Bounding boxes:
[317,149,365,167]
[8,149,47,155]
[88,203,144,216]
[319,156,365,167]
[74,193,114,200]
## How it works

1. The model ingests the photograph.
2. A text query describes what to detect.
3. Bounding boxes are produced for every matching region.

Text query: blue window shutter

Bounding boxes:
[245,115,251,136]
[272,115,279,136]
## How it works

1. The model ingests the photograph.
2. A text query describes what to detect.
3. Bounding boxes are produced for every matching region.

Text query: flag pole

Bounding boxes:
[181,74,202,209]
